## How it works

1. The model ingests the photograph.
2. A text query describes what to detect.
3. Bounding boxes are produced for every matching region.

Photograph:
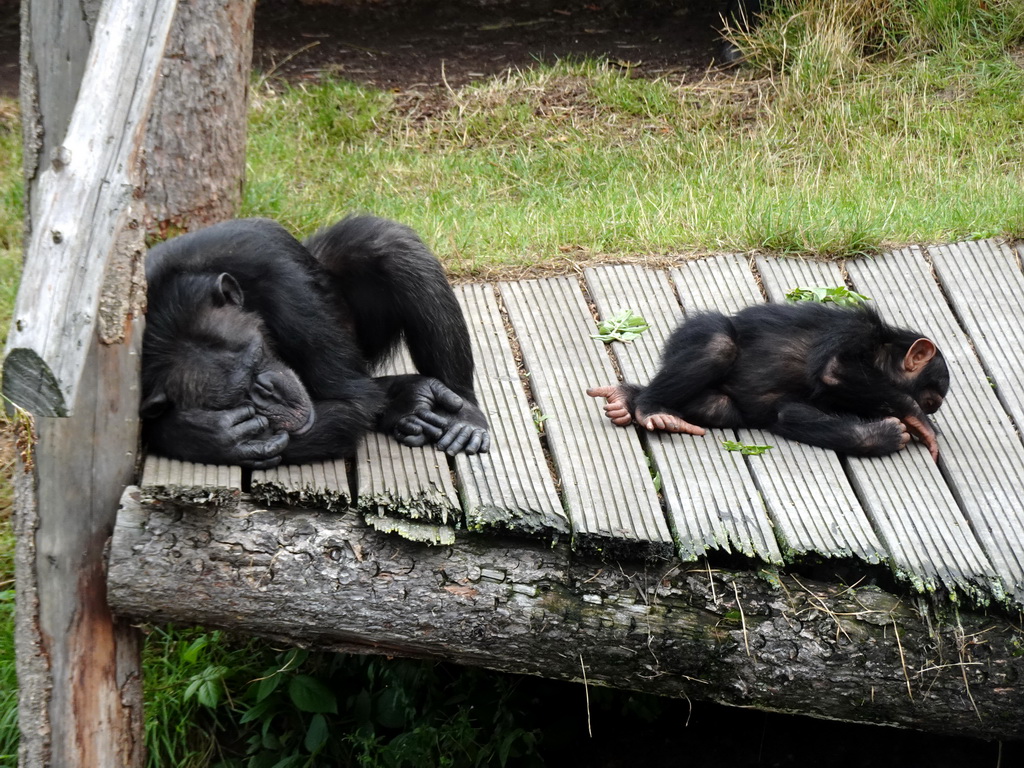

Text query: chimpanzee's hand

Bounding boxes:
[151,405,289,469]
[434,398,490,455]
[385,377,490,455]
[901,414,940,461]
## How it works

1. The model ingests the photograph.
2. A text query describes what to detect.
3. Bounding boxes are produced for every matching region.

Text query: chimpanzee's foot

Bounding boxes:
[636,410,708,436]
[586,385,635,426]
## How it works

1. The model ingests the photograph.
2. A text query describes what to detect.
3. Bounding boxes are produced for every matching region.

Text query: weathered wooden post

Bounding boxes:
[8,0,255,763]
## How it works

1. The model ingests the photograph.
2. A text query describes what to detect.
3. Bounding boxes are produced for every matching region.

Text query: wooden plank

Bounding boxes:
[141,455,242,506]
[758,253,999,601]
[930,240,1024,430]
[745,257,886,563]
[584,264,780,562]
[252,460,349,511]
[355,354,460,527]
[453,284,568,538]
[845,248,1023,603]
[21,1,99,223]
[672,257,882,563]
[501,278,672,558]
[357,435,460,526]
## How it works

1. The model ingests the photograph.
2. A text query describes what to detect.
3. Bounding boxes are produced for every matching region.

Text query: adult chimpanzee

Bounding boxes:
[141,216,489,469]
[587,302,949,460]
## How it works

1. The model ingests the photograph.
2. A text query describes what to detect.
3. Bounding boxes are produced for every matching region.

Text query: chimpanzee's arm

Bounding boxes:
[813,353,920,418]
[144,405,290,470]
[277,399,380,463]
[772,401,914,457]
[377,374,490,455]
[813,357,939,458]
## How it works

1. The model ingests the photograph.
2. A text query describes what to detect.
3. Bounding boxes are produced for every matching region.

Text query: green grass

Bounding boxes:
[0,97,20,768]
[0,101,21,338]
[243,4,1024,270]
[2,0,1024,763]
[0,521,15,766]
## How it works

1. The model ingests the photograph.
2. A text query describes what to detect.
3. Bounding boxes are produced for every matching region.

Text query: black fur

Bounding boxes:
[142,216,489,468]
[595,302,949,458]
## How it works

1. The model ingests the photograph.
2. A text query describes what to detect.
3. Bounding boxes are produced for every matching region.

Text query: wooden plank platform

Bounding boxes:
[453,283,568,538]
[252,461,349,511]
[137,239,1024,608]
[140,455,242,506]
[676,256,883,564]
[501,277,672,558]
[584,263,781,563]
[846,247,1024,603]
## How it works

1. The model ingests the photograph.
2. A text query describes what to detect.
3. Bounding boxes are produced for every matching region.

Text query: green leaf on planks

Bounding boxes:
[591,309,651,343]
[785,286,870,307]
[722,440,773,456]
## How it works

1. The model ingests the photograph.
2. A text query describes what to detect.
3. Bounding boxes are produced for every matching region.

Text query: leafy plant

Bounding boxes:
[785,285,870,307]
[646,454,662,493]
[722,440,774,456]
[140,634,546,768]
[531,406,550,435]
[144,628,257,767]
[591,309,651,343]
[0,586,17,765]
[231,649,542,768]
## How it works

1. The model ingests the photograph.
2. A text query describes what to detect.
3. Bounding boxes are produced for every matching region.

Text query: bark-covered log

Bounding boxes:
[109,491,1024,742]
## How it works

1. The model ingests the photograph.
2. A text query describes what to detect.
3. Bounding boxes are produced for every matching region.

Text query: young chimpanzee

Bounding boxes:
[142,216,489,469]
[588,302,949,460]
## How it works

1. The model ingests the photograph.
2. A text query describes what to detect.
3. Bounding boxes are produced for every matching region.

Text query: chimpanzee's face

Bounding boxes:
[911,355,949,414]
[142,273,315,436]
[901,338,949,415]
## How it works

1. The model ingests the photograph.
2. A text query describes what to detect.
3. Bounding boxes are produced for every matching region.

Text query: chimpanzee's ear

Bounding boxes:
[214,273,244,307]
[140,390,170,419]
[904,338,938,373]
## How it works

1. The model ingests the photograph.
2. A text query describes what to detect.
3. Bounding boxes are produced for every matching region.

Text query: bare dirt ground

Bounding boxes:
[251,0,729,89]
[0,0,729,99]
[0,0,16,98]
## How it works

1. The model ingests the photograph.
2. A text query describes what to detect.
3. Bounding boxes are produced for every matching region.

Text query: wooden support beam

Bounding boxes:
[8,1,178,765]
[109,494,1024,742]
[6,0,178,417]
[12,0,257,761]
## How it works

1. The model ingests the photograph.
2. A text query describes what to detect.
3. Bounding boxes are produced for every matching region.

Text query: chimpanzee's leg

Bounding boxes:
[588,312,740,433]
[680,391,744,428]
[304,216,488,454]
[636,312,742,431]
[772,401,911,456]
[305,217,473,392]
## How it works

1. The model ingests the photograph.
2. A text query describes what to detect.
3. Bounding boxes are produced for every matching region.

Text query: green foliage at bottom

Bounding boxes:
[0,516,16,767]
[143,628,542,768]
[0,583,17,767]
